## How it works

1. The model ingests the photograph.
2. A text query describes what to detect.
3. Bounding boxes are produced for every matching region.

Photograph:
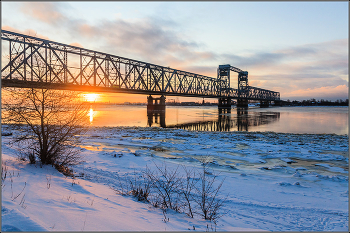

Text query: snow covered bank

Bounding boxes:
[2,126,348,231]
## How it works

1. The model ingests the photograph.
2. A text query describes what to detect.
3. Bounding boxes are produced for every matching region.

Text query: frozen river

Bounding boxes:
[2,106,348,231]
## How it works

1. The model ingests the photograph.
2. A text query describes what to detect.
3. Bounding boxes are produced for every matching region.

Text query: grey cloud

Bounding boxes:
[253,73,347,90]
[221,52,285,68]
[20,2,211,68]
[67,17,215,68]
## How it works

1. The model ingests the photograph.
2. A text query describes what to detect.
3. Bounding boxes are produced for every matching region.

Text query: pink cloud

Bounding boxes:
[283,85,348,100]
[69,42,83,48]
[20,2,66,25]
[78,24,95,37]
[248,80,263,87]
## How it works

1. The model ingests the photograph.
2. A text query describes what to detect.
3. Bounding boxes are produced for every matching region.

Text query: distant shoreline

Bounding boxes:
[87,102,349,107]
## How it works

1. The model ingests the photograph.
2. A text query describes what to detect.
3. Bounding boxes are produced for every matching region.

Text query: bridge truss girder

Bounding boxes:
[1,30,280,101]
[217,64,279,101]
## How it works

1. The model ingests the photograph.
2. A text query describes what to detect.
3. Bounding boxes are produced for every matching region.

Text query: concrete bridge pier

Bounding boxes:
[237,99,248,108]
[147,95,166,113]
[218,97,231,113]
[260,100,270,108]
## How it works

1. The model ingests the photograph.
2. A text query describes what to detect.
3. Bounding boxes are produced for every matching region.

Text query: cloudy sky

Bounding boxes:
[1,1,348,102]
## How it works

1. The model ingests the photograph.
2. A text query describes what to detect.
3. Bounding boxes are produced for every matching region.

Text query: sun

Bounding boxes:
[84,93,99,102]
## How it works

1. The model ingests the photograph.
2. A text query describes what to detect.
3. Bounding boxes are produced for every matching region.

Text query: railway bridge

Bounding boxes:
[1,30,280,112]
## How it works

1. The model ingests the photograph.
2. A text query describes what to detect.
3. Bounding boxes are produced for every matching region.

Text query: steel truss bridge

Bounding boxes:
[1,30,280,101]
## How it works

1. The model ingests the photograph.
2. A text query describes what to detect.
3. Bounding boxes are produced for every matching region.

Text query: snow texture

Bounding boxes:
[1,125,348,231]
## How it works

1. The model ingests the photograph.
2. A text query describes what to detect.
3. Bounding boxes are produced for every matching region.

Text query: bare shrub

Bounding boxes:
[111,170,152,202]
[111,160,227,223]
[180,166,198,218]
[194,159,226,222]
[145,162,182,211]
[112,173,128,196]
[2,87,89,168]
[129,169,152,202]
[54,164,75,177]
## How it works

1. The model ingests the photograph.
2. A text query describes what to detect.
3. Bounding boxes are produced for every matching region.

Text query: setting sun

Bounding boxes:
[83,93,99,102]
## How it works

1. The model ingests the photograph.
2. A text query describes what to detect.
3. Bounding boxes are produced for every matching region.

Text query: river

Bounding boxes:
[87,105,348,135]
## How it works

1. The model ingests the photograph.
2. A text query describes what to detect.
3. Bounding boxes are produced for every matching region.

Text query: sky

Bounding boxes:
[1,1,349,103]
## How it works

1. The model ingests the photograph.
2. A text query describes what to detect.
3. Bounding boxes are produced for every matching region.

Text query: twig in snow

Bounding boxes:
[12,182,26,201]
[81,213,88,231]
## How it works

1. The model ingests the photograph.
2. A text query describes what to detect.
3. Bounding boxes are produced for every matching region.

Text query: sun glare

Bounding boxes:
[84,93,99,102]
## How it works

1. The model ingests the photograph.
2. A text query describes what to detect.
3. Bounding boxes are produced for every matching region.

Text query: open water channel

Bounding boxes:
[87,105,348,135]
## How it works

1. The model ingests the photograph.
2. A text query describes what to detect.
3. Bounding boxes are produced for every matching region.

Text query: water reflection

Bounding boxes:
[84,105,347,134]
[148,108,280,132]
[147,112,166,128]
[88,107,94,123]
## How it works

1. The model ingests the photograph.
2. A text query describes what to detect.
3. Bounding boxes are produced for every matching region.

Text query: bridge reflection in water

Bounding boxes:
[147,108,280,132]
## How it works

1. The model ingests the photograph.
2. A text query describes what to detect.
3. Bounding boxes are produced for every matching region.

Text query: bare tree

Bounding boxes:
[2,87,89,168]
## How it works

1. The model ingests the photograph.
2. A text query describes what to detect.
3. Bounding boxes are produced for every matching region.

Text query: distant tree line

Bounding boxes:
[276,98,349,106]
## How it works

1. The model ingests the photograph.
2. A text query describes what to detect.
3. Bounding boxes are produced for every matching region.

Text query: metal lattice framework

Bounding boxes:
[217,64,280,101]
[1,30,280,101]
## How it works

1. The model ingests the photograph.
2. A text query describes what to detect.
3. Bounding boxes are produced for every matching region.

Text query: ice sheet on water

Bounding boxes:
[314,163,348,173]
[281,158,297,163]
[315,174,348,182]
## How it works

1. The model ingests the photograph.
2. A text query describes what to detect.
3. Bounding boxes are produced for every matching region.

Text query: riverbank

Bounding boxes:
[1,126,348,231]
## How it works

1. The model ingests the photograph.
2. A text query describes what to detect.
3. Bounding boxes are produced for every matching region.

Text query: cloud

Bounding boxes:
[73,18,217,68]
[223,39,348,73]
[69,42,83,48]
[222,52,285,68]
[284,85,348,101]
[241,39,348,99]
[18,2,216,70]
[13,2,349,101]
[20,2,67,25]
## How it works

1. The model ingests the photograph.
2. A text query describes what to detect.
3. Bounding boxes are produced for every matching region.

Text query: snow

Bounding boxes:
[1,126,348,231]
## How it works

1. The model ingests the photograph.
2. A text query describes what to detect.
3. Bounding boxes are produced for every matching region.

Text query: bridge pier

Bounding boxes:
[237,99,248,108]
[260,100,270,108]
[218,97,231,113]
[147,95,166,113]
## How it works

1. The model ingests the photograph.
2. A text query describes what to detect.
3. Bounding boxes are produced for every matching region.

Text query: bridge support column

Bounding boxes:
[147,95,166,113]
[147,95,166,127]
[260,100,270,108]
[237,99,248,108]
[218,97,231,113]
